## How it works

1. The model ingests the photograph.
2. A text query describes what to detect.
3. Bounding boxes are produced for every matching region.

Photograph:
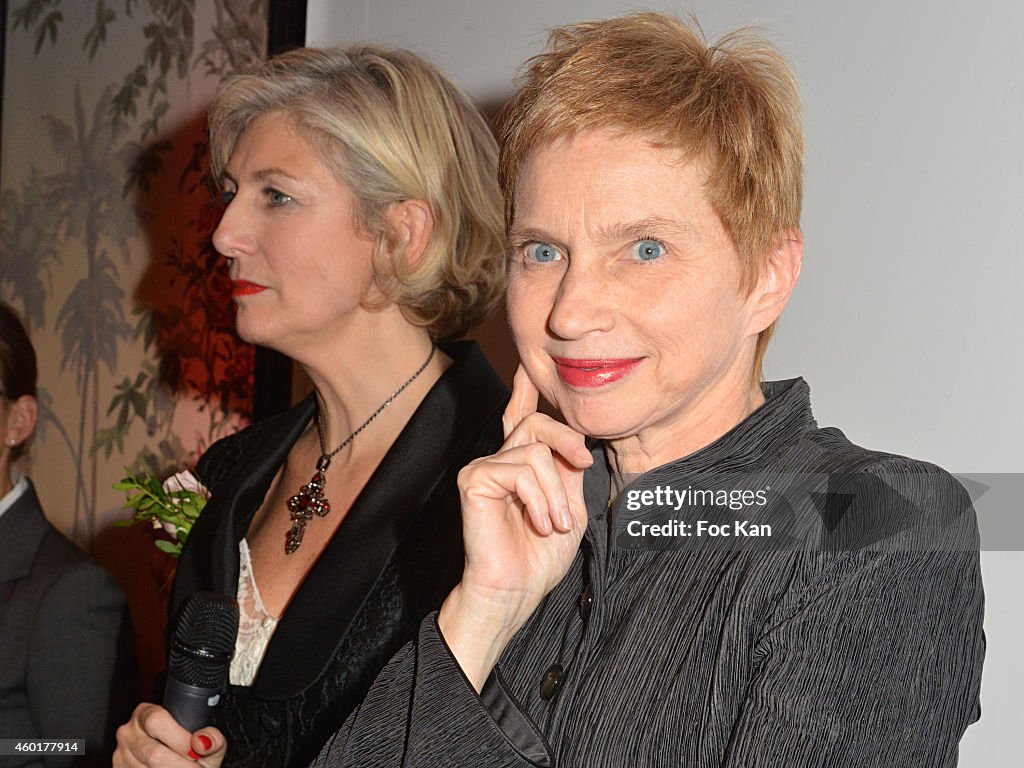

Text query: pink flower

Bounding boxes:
[151,518,178,536]
[162,470,210,500]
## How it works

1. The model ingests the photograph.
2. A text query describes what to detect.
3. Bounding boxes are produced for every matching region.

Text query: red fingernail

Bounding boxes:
[197,735,213,750]
[187,748,200,760]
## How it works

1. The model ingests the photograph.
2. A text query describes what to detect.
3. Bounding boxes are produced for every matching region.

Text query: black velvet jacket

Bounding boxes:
[169,341,508,768]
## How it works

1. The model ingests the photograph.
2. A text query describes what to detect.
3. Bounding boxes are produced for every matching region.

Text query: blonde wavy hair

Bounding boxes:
[209,46,505,339]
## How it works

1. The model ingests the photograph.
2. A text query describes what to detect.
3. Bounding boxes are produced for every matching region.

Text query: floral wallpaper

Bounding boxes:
[1,0,265,542]
[1,0,268,688]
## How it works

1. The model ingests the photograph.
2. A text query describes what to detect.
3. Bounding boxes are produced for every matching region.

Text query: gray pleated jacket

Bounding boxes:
[315,378,984,767]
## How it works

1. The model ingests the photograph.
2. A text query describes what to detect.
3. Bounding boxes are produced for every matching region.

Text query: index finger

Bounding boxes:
[502,365,540,439]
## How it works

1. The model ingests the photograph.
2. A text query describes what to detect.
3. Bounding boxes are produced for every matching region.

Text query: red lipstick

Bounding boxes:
[232,280,267,297]
[552,357,643,388]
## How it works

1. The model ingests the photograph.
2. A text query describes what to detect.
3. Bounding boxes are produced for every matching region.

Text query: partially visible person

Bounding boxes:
[0,301,134,768]
[306,13,983,768]
[113,45,508,768]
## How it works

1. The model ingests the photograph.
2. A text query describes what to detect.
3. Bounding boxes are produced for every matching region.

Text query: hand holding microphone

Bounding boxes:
[114,593,238,767]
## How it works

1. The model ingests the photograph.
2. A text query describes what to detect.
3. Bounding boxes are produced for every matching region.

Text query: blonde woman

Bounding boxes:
[115,46,507,768]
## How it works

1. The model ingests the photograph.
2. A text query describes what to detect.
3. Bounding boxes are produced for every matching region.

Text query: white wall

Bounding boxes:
[309,2,1022,764]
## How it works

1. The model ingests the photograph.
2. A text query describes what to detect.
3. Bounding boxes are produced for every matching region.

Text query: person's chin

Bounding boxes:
[234,315,273,348]
[555,396,642,441]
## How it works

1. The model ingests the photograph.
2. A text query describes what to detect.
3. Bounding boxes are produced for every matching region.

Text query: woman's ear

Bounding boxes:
[746,228,803,335]
[386,199,434,269]
[4,395,38,448]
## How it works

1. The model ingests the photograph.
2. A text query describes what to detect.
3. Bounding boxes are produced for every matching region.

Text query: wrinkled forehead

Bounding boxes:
[505,127,758,292]
[510,129,713,230]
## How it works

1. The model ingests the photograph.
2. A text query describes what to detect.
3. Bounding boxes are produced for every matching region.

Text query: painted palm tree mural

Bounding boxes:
[0,170,89,516]
[1,0,266,543]
[45,85,137,539]
[0,169,61,329]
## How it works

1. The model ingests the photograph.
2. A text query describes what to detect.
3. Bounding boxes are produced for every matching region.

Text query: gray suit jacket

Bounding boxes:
[0,479,131,768]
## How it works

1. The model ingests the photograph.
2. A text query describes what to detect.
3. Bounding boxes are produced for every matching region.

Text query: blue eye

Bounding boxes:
[526,242,561,263]
[266,188,293,206]
[219,188,236,206]
[633,239,665,261]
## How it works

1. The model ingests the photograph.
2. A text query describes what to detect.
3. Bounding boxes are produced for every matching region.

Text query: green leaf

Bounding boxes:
[154,539,180,556]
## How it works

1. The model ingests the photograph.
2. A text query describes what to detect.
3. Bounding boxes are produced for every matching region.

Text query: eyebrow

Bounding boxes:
[252,167,301,183]
[507,225,558,249]
[596,216,698,242]
[508,216,698,248]
[219,167,302,187]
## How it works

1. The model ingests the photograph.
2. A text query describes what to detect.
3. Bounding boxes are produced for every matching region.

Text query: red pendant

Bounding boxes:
[285,468,331,554]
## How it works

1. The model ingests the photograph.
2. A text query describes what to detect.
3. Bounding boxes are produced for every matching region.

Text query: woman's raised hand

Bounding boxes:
[113,703,227,768]
[438,366,592,690]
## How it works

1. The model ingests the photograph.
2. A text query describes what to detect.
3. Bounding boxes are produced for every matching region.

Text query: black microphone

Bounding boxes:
[164,592,239,733]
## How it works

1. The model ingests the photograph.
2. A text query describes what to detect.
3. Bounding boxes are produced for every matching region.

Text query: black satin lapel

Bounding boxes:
[255,341,508,698]
[170,396,317,617]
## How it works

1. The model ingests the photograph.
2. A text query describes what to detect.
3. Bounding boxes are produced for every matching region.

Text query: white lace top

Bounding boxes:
[229,539,280,686]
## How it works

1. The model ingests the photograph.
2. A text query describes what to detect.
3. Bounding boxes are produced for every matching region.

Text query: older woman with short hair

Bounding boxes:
[114,45,508,768]
[311,14,984,768]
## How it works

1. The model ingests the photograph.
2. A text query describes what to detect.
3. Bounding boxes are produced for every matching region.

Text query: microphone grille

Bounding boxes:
[168,592,239,688]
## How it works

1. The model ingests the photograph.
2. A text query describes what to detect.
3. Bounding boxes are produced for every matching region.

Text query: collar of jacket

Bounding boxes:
[170,340,508,698]
[0,479,50,583]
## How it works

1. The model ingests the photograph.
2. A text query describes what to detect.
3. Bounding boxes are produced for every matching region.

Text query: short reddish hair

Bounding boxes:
[500,13,803,378]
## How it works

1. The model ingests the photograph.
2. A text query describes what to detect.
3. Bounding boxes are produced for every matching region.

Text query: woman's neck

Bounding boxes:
[294,311,449,460]
[604,378,766,482]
